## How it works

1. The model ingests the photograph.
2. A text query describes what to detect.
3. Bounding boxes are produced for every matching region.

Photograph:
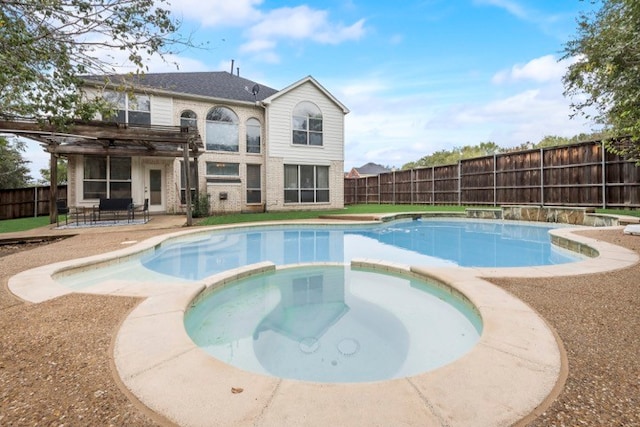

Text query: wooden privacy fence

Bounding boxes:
[0,185,67,220]
[344,141,640,208]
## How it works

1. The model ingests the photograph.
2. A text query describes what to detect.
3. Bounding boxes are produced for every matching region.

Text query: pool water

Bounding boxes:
[184,265,482,383]
[143,219,580,281]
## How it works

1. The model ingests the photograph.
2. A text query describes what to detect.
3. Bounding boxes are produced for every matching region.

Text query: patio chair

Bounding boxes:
[56,199,69,226]
[128,198,149,222]
[141,198,149,222]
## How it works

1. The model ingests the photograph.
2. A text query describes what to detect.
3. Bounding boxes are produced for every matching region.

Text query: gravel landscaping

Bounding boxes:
[0,221,638,426]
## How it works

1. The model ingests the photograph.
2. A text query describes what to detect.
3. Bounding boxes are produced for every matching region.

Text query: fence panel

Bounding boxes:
[461,156,495,205]
[413,168,434,204]
[345,141,640,209]
[0,185,68,220]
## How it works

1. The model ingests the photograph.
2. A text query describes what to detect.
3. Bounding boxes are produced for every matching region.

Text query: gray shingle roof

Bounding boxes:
[83,72,279,103]
[356,162,390,175]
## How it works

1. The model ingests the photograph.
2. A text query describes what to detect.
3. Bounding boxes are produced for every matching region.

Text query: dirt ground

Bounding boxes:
[0,225,639,426]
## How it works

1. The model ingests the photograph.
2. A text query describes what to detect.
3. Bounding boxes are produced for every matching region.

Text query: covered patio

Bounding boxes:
[0,119,203,225]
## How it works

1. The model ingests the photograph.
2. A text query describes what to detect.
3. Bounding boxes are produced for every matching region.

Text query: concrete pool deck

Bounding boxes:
[5,217,639,426]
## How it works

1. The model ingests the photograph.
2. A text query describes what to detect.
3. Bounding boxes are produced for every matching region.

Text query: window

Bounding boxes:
[246,118,261,153]
[246,164,261,204]
[292,101,323,146]
[206,107,239,152]
[83,156,131,199]
[284,165,330,203]
[180,160,197,204]
[180,110,197,130]
[206,162,239,176]
[103,91,150,125]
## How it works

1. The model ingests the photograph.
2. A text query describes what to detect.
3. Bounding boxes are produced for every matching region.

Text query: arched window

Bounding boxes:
[292,101,323,146]
[180,110,197,130]
[206,107,239,152]
[246,118,261,153]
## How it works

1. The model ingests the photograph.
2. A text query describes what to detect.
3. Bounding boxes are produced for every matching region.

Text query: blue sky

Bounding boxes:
[25,0,600,177]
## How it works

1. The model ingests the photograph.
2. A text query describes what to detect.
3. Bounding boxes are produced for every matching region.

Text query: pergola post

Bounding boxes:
[49,152,58,224]
[183,142,193,226]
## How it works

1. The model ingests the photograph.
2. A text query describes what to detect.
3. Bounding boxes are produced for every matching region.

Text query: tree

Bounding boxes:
[40,159,68,185]
[0,0,195,123]
[0,136,32,189]
[562,0,640,161]
[402,141,501,169]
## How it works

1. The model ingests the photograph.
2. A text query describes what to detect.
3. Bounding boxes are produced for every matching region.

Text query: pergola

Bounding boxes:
[0,119,203,225]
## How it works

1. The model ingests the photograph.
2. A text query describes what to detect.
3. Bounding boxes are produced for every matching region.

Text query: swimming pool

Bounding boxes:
[55,218,582,289]
[141,218,581,281]
[184,264,482,383]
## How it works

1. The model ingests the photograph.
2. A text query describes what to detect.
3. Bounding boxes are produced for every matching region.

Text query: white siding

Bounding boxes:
[151,95,173,125]
[266,81,344,165]
[264,80,345,211]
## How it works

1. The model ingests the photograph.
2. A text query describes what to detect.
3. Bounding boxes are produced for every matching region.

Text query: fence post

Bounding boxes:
[411,169,414,204]
[601,141,607,209]
[493,154,497,206]
[540,148,545,206]
[365,176,368,204]
[354,178,357,205]
[392,170,396,204]
[34,186,38,217]
[431,166,435,205]
[457,161,461,206]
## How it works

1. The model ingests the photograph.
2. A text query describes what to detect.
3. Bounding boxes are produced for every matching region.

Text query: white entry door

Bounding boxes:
[144,166,164,212]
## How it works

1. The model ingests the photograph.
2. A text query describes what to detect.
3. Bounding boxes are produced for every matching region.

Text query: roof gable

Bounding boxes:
[262,76,349,114]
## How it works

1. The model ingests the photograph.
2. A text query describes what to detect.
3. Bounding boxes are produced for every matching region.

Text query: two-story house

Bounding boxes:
[67,71,348,215]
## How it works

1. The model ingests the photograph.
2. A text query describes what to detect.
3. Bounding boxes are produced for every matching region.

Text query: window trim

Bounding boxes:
[246,117,261,154]
[284,164,330,204]
[180,110,198,130]
[82,156,132,200]
[292,101,323,147]
[103,91,150,125]
[246,164,262,204]
[205,106,239,152]
[180,160,197,205]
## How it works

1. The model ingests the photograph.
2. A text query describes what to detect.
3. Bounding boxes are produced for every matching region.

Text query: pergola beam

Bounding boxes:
[0,120,202,145]
[0,119,203,225]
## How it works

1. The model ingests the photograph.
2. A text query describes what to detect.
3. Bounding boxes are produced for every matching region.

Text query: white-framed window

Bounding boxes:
[284,164,329,203]
[246,118,261,154]
[180,160,197,205]
[206,162,239,176]
[206,107,239,152]
[292,101,323,146]
[83,156,131,199]
[103,91,150,125]
[180,110,198,130]
[246,164,261,204]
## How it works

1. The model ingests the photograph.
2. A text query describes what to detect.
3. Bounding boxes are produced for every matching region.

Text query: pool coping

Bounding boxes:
[8,220,639,426]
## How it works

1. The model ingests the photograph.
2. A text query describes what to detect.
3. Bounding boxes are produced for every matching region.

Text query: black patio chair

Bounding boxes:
[128,198,149,222]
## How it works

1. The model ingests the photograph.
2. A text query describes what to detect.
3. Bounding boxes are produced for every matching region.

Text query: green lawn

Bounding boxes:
[196,204,471,226]
[1,204,639,234]
[0,216,55,234]
[595,208,640,218]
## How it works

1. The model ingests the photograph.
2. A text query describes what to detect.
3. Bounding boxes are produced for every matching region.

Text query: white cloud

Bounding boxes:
[171,1,367,62]
[170,0,263,27]
[245,6,365,45]
[492,55,571,84]
[473,0,571,38]
[474,0,528,20]
[240,39,277,53]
